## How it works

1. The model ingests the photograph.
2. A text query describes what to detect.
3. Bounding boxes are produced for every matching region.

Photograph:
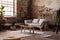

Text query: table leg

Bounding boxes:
[24,27,25,32]
[21,26,22,32]
[33,27,34,33]
[29,27,31,33]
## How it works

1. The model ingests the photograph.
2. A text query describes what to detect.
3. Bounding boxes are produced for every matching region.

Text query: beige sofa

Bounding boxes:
[24,19,46,31]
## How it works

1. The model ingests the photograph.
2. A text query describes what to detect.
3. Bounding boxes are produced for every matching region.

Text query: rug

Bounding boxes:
[3,34,53,40]
[21,35,53,40]
[46,34,60,40]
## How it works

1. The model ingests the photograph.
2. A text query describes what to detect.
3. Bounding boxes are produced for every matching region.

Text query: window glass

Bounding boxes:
[0,0,15,17]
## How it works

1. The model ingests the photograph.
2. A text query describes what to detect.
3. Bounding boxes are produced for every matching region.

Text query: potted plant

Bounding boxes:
[0,5,5,17]
[56,8,60,25]
[0,5,5,25]
[54,8,60,34]
[0,5,5,31]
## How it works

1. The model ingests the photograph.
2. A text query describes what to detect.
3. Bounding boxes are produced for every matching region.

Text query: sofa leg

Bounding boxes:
[39,27,42,31]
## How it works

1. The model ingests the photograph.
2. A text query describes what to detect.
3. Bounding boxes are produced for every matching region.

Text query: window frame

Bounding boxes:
[0,0,17,17]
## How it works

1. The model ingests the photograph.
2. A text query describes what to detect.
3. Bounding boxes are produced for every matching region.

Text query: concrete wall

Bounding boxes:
[32,0,60,10]
[31,0,60,24]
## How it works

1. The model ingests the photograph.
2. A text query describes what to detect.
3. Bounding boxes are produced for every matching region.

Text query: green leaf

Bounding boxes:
[0,5,5,16]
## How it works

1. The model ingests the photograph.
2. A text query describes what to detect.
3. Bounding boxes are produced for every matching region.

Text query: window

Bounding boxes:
[0,0,16,17]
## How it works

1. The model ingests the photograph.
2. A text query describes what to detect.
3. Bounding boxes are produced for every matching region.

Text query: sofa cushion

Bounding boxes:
[24,20,32,25]
[32,19,39,23]
[39,19,46,25]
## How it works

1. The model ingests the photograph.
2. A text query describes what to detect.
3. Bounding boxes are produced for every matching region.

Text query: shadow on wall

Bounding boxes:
[32,5,57,25]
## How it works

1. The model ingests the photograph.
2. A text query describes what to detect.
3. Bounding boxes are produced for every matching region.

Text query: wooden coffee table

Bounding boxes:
[20,25,34,33]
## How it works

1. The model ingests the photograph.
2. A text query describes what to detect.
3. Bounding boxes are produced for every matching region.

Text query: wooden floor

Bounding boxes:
[0,29,60,40]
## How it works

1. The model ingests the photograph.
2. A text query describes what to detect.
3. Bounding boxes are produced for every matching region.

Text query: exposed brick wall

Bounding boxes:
[17,0,29,18]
